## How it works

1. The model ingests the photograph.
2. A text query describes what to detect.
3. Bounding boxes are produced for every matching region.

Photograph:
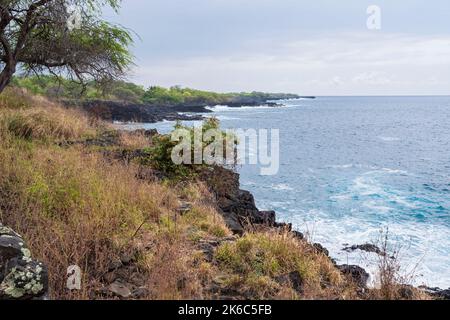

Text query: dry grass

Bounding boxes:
[0,91,233,299]
[0,143,178,298]
[215,231,357,299]
[0,87,37,109]
[367,231,431,300]
[0,89,431,300]
[118,131,152,149]
[0,106,94,142]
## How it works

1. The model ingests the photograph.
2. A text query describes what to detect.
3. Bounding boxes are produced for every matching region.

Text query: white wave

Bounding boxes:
[206,104,284,112]
[330,194,353,201]
[363,200,393,213]
[289,213,450,289]
[378,136,401,142]
[352,176,384,196]
[328,164,381,170]
[351,175,416,208]
[271,183,294,191]
[330,164,354,169]
[214,115,239,120]
[380,168,408,175]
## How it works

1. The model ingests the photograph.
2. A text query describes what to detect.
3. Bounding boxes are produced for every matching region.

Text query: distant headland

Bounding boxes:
[13,76,314,123]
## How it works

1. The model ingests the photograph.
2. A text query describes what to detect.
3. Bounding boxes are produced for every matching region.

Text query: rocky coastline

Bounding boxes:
[73,107,449,299]
[200,165,450,299]
[197,165,373,291]
[1,125,449,300]
[63,95,315,124]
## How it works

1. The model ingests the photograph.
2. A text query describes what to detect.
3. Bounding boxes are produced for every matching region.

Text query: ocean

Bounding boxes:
[123,96,450,289]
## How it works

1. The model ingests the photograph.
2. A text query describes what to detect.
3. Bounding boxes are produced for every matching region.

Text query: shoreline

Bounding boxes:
[63,96,316,124]
[64,95,449,297]
[213,166,450,298]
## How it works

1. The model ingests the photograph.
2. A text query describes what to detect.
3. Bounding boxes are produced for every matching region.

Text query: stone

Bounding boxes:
[108,280,132,298]
[313,243,329,257]
[434,288,450,299]
[337,265,370,288]
[274,222,292,231]
[108,258,123,271]
[221,212,244,236]
[419,286,450,300]
[120,252,135,265]
[343,243,386,257]
[0,223,48,300]
[132,287,149,299]
[292,231,305,241]
[197,242,215,262]
[256,211,276,227]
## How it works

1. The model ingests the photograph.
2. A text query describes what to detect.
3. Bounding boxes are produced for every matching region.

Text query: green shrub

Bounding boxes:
[146,118,237,178]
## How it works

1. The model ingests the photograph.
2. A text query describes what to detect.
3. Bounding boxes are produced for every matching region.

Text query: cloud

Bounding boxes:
[129,32,450,95]
[352,72,392,85]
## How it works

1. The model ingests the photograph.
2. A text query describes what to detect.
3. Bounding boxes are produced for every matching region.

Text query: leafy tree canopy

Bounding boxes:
[0,0,133,93]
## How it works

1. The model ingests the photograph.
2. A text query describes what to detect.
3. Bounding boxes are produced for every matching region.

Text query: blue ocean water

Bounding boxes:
[124,96,450,288]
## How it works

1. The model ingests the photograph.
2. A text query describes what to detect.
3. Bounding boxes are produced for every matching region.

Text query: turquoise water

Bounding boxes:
[124,96,450,288]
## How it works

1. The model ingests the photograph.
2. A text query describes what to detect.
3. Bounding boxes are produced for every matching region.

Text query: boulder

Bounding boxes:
[419,286,450,300]
[343,243,388,257]
[292,231,305,241]
[337,265,369,288]
[107,280,132,299]
[254,211,276,227]
[0,224,48,300]
[313,243,330,257]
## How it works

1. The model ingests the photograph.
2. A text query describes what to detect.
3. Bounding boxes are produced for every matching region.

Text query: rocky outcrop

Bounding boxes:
[64,100,207,123]
[196,166,381,293]
[0,224,48,300]
[343,243,390,258]
[199,166,287,235]
[419,286,450,300]
[62,93,312,124]
[337,265,370,288]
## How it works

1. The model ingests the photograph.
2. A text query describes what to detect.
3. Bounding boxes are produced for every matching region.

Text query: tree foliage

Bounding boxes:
[12,75,145,102]
[11,75,299,106]
[0,0,133,93]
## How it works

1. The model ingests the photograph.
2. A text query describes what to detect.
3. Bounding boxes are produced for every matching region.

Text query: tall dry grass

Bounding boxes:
[0,143,178,298]
[0,91,188,299]
[0,89,430,300]
[215,231,357,299]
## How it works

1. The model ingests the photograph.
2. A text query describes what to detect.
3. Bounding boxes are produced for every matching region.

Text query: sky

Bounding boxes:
[104,0,450,96]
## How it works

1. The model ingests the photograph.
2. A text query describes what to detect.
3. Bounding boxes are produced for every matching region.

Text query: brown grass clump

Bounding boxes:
[0,87,37,109]
[0,105,94,142]
[367,232,431,300]
[118,130,152,149]
[215,231,356,299]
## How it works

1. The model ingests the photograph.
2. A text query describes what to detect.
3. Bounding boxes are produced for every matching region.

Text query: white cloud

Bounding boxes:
[352,72,392,85]
[130,32,450,95]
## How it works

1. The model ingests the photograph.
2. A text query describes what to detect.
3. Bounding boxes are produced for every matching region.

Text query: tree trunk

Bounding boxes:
[0,62,16,94]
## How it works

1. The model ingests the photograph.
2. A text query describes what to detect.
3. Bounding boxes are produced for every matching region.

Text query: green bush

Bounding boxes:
[145,118,237,178]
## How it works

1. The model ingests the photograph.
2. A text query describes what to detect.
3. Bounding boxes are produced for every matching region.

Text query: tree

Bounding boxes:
[0,0,133,93]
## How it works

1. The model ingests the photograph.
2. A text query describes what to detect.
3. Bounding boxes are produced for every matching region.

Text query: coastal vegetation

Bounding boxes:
[11,75,300,106]
[0,88,431,300]
[0,0,440,302]
[0,1,132,94]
